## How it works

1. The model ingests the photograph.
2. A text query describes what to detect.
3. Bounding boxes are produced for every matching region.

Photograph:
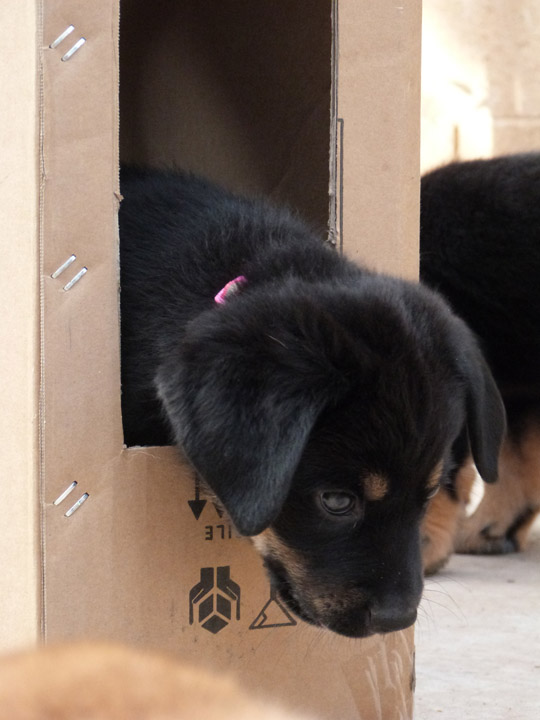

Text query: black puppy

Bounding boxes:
[119,167,505,638]
[420,153,540,571]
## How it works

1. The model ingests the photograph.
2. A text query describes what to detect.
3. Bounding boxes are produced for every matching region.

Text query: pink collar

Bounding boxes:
[214,276,247,304]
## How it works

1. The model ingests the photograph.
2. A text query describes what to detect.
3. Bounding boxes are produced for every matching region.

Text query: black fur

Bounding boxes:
[120,166,505,638]
[420,153,540,438]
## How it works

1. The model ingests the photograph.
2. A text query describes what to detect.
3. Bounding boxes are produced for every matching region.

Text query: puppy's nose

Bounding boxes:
[369,602,417,633]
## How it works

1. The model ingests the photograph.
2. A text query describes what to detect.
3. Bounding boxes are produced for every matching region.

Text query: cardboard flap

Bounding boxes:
[332,0,421,277]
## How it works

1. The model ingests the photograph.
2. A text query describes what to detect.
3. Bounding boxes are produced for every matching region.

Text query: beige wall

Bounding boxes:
[421,0,540,171]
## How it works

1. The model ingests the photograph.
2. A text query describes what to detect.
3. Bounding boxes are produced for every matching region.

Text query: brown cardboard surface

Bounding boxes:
[120,0,333,232]
[27,1,421,718]
[45,449,415,719]
[0,0,40,651]
[334,1,422,278]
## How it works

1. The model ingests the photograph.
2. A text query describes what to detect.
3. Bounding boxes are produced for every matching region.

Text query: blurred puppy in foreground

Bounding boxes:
[0,643,312,720]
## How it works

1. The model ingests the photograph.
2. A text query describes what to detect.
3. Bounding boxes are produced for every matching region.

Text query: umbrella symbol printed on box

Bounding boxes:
[249,587,298,630]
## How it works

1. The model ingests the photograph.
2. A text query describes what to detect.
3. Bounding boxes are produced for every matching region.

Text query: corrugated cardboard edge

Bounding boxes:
[333,0,422,279]
[39,0,123,636]
[0,0,41,651]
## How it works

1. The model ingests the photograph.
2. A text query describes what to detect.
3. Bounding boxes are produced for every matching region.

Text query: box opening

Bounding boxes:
[119,0,332,446]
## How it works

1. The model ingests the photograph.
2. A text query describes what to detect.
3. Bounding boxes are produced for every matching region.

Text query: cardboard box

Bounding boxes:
[0,0,40,652]
[2,1,421,717]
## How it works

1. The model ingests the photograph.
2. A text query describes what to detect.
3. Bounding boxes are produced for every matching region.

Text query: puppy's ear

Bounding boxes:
[156,298,361,535]
[455,327,506,484]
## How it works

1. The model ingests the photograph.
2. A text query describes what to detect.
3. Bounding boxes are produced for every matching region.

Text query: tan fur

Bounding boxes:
[422,421,540,571]
[252,529,308,606]
[421,461,476,575]
[253,529,367,620]
[456,425,540,554]
[252,529,305,579]
[363,474,389,502]
[0,643,311,720]
[427,461,444,496]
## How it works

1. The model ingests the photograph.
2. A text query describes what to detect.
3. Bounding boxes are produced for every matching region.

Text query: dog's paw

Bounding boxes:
[422,535,452,576]
[456,431,540,556]
[456,503,539,555]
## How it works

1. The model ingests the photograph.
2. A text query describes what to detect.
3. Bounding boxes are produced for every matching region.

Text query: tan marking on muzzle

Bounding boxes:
[253,530,370,624]
[252,529,306,581]
[309,586,369,617]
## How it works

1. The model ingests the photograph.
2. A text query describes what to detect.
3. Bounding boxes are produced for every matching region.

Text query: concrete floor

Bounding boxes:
[415,517,540,719]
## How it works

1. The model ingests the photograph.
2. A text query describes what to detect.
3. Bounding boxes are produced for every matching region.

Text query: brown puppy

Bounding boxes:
[420,153,540,573]
[456,427,540,555]
[0,643,312,720]
[423,430,540,574]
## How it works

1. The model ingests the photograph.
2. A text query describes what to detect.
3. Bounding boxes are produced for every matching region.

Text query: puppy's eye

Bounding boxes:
[426,485,440,500]
[319,491,357,516]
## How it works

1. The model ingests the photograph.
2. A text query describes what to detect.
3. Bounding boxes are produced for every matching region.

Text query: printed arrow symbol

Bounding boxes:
[188,477,207,520]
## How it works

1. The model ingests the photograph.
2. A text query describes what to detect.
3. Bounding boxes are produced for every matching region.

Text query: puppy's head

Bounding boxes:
[157,278,505,638]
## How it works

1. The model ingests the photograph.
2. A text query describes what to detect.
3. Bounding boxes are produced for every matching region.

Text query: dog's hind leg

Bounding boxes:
[456,419,540,555]
[421,461,477,575]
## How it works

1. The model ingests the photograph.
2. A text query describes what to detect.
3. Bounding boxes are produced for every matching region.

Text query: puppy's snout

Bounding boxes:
[322,592,419,638]
[369,601,418,634]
